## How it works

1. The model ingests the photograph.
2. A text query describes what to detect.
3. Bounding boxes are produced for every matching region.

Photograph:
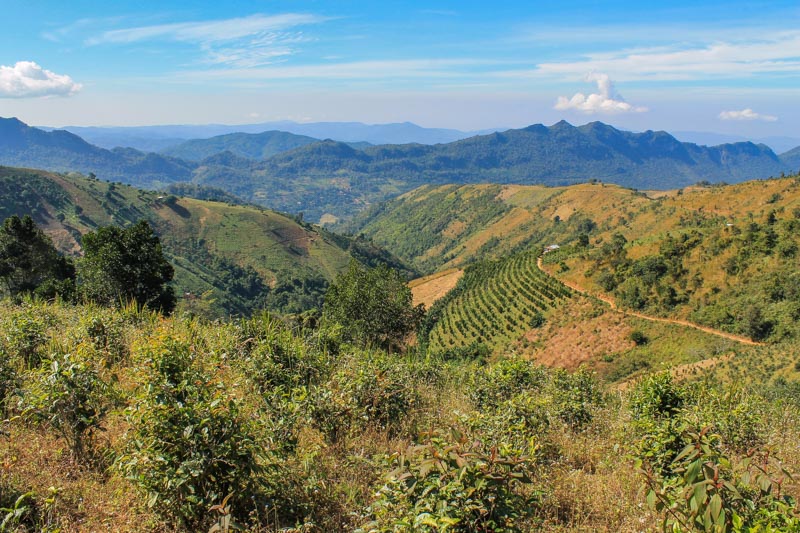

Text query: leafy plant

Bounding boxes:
[638,427,799,532]
[115,333,282,529]
[322,261,424,350]
[20,349,109,462]
[3,308,48,369]
[360,429,536,532]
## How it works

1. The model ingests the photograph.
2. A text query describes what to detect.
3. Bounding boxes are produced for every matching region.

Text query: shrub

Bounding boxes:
[549,367,604,429]
[638,427,799,532]
[0,347,17,417]
[312,354,422,441]
[470,357,546,411]
[240,313,334,393]
[630,330,649,345]
[3,308,48,368]
[360,429,536,532]
[629,372,687,421]
[116,334,285,529]
[20,349,110,462]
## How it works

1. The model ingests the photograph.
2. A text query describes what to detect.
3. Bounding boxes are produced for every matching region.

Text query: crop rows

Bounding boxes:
[428,250,572,352]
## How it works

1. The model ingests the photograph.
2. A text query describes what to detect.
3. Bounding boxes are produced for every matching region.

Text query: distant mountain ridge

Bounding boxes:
[196,120,791,220]
[162,131,372,161]
[43,120,491,150]
[4,116,799,222]
[0,117,193,188]
[673,131,800,154]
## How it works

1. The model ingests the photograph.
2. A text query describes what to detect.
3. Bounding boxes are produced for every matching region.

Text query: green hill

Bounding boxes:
[782,145,800,170]
[161,130,322,161]
[348,174,800,344]
[0,165,408,317]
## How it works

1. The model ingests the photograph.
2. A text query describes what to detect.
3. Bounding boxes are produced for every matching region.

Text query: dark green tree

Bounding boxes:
[80,220,176,314]
[0,215,75,300]
[322,261,424,350]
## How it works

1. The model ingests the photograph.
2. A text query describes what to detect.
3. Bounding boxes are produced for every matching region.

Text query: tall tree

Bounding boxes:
[80,220,176,314]
[0,215,75,299]
[322,261,424,350]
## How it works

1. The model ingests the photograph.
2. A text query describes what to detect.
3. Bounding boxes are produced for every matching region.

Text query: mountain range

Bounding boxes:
[42,120,492,151]
[672,131,800,153]
[4,117,799,223]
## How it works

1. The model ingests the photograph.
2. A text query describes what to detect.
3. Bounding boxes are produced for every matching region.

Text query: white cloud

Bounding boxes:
[719,108,777,121]
[87,13,324,45]
[85,13,327,68]
[0,61,82,98]
[554,73,647,114]
[537,31,800,81]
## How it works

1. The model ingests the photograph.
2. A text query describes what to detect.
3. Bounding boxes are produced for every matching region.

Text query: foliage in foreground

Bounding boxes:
[0,301,799,532]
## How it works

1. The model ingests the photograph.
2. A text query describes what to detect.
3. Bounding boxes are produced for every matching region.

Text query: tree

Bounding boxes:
[0,215,75,300]
[322,261,424,350]
[80,220,176,314]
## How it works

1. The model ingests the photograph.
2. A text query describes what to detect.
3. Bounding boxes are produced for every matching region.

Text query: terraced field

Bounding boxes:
[426,249,573,353]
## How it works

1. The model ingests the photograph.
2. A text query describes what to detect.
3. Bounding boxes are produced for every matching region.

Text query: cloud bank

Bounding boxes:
[719,108,777,122]
[554,73,646,114]
[0,61,82,98]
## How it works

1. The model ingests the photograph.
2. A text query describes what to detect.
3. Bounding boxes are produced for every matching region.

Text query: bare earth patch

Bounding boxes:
[409,268,463,309]
[519,297,634,370]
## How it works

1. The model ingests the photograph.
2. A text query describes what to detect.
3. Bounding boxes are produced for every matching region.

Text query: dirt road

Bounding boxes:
[536,257,764,347]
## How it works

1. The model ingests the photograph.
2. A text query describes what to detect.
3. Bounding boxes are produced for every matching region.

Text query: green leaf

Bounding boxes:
[709,494,722,521]
[693,482,708,505]
[646,490,657,510]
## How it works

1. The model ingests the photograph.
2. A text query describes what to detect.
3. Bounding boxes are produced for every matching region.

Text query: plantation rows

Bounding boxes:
[428,249,572,352]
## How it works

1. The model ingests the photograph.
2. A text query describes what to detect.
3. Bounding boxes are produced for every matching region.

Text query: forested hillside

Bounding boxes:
[0,118,193,188]
[161,130,324,161]
[0,166,408,317]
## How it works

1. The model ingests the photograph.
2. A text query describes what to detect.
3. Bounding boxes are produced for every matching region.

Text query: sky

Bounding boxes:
[1,0,799,138]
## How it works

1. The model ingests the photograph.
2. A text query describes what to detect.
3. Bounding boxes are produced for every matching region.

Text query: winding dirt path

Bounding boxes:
[536,257,764,347]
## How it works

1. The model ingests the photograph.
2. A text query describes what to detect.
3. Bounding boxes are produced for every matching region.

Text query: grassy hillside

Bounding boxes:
[0,166,407,317]
[413,244,749,383]
[353,174,800,345]
[343,181,650,273]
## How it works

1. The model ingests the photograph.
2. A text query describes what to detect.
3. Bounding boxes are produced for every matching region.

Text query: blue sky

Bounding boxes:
[1,0,799,138]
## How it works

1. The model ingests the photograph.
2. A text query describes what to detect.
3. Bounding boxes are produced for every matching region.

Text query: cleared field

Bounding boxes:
[409,268,463,308]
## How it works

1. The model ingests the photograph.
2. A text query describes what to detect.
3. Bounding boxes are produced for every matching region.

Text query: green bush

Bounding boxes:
[470,357,546,411]
[630,330,649,345]
[313,354,422,441]
[3,308,49,368]
[360,429,536,532]
[629,372,687,421]
[20,349,110,462]
[0,347,17,417]
[549,368,604,429]
[116,333,289,529]
[638,427,798,532]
